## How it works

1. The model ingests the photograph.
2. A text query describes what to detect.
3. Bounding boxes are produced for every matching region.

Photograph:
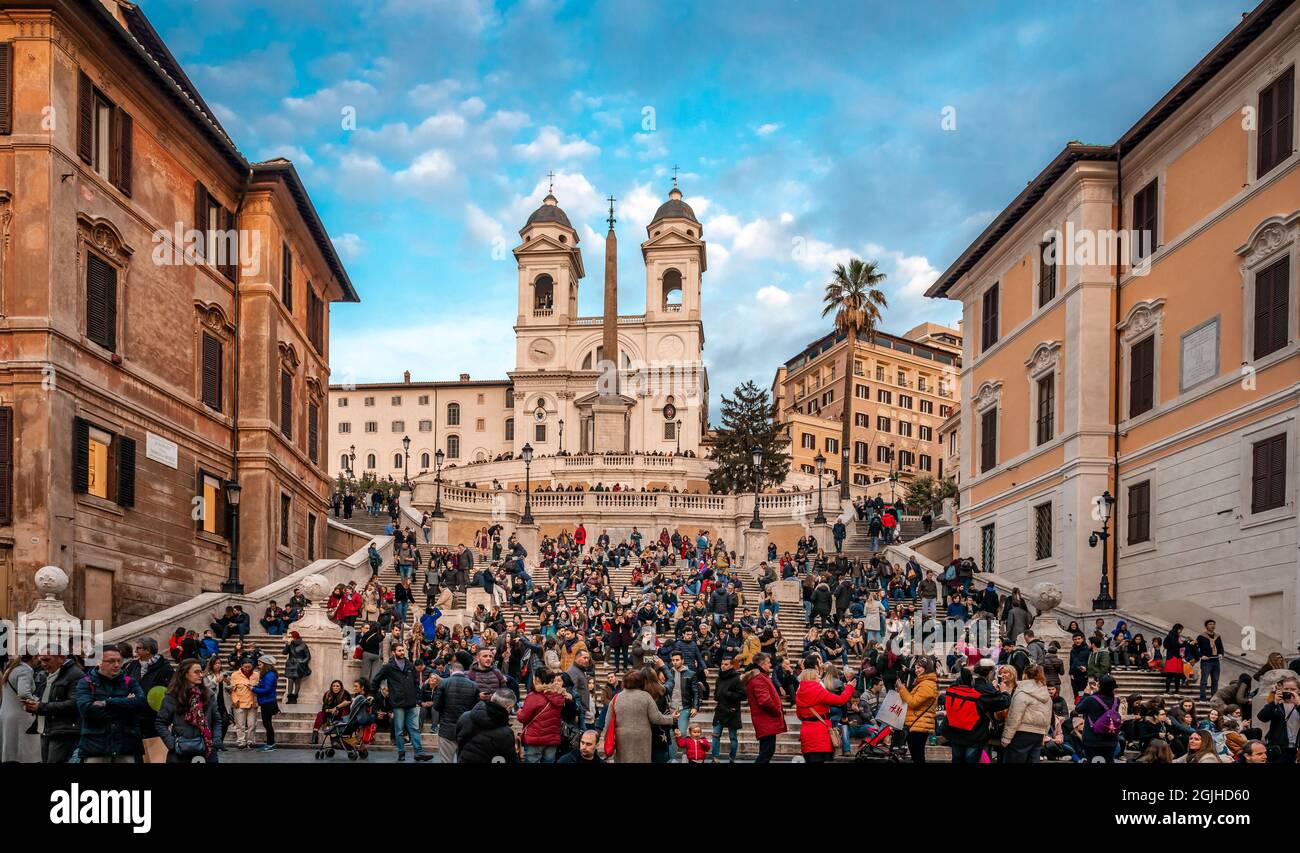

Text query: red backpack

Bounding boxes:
[943,684,982,732]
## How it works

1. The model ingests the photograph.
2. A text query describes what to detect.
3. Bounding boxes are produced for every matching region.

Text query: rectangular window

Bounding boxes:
[1254,256,1290,360]
[981,284,999,351]
[505,419,514,441]
[419,420,432,432]
[919,425,933,442]
[854,413,868,427]
[1038,239,1056,306]
[822,390,833,405]
[0,406,12,523]
[476,418,486,432]
[898,450,914,468]
[72,418,134,507]
[898,421,913,438]
[85,254,118,352]
[535,423,546,443]
[308,289,324,353]
[0,43,12,135]
[1258,66,1294,179]
[201,332,222,412]
[419,395,430,405]
[898,394,913,409]
[876,446,890,463]
[281,243,293,309]
[939,405,952,418]
[919,454,932,472]
[1129,336,1155,417]
[280,494,291,548]
[364,421,377,433]
[391,420,404,433]
[391,396,402,406]
[338,422,351,434]
[78,72,132,194]
[198,472,222,536]
[1036,373,1055,445]
[1132,179,1158,262]
[1251,434,1287,514]
[664,421,677,440]
[980,408,997,473]
[801,433,815,449]
[877,389,892,405]
[920,400,934,415]
[280,370,293,439]
[363,397,374,407]
[307,513,317,561]
[193,183,235,278]
[337,398,348,407]
[876,416,891,432]
[1034,502,1052,560]
[1127,480,1151,544]
[875,366,885,381]
[980,524,996,573]
[855,384,869,399]
[308,401,319,464]
[854,441,868,464]
[825,438,839,454]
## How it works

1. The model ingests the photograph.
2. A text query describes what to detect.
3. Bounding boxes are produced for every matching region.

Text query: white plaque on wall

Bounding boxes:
[146,432,178,469]
[1179,317,1219,392]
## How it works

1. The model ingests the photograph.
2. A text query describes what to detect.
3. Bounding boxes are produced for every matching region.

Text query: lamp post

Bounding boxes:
[432,449,445,518]
[402,434,411,490]
[559,418,565,453]
[220,480,243,594]
[749,445,764,529]
[675,419,682,454]
[348,445,356,483]
[521,442,535,525]
[1089,490,1117,610]
[887,443,898,503]
[814,452,827,524]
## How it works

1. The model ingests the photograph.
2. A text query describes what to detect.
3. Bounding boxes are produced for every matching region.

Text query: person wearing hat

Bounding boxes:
[251,656,280,752]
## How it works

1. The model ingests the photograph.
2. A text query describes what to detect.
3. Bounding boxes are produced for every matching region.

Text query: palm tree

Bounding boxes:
[821,258,888,500]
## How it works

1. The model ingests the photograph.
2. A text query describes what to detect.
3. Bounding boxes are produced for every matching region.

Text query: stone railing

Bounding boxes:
[100,520,393,648]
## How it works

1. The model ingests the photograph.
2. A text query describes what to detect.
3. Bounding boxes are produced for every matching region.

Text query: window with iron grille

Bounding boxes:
[280,493,291,548]
[980,523,996,573]
[1034,502,1052,560]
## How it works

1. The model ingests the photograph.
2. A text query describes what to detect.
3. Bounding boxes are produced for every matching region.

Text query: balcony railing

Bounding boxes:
[533,307,554,317]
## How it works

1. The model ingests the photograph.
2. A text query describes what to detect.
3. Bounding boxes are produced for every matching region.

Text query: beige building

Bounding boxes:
[772,322,960,494]
[928,0,1300,645]
[330,184,711,474]
[0,0,354,624]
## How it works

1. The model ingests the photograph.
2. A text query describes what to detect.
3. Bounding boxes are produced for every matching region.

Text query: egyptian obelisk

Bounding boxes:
[593,195,631,452]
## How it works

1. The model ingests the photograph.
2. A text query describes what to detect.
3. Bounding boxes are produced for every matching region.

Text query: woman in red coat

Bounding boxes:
[517,671,568,763]
[743,653,787,763]
[795,657,855,762]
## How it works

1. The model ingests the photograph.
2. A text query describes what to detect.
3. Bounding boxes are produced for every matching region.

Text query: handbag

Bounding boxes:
[602,695,618,758]
[808,705,843,750]
[175,736,206,758]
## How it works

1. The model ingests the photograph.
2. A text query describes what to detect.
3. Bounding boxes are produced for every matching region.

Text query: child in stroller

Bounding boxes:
[315,690,374,760]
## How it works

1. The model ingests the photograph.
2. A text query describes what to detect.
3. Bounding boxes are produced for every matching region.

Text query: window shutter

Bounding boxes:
[202,332,222,411]
[980,408,997,472]
[77,71,93,164]
[112,108,132,195]
[221,207,238,281]
[86,254,117,351]
[0,43,13,136]
[281,370,293,439]
[1251,439,1272,513]
[308,401,319,464]
[1129,337,1154,416]
[116,434,135,507]
[1267,435,1286,509]
[72,417,90,493]
[0,406,12,523]
[281,243,293,309]
[194,182,208,261]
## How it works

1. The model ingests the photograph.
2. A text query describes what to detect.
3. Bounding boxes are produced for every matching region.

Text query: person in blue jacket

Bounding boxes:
[251,656,280,752]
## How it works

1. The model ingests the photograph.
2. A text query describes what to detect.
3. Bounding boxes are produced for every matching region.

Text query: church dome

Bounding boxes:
[525,193,573,228]
[650,187,699,225]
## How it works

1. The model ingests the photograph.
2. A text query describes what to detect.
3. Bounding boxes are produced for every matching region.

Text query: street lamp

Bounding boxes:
[348,444,356,482]
[1089,490,1117,610]
[402,434,411,490]
[814,452,827,524]
[888,442,898,503]
[432,448,445,518]
[749,445,764,529]
[675,418,682,454]
[559,418,565,453]
[521,442,535,525]
[221,480,243,593]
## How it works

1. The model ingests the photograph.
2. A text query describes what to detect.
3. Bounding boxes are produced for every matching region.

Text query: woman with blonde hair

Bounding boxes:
[1001,663,1051,763]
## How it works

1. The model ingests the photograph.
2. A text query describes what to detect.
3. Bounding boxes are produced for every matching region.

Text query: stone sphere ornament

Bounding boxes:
[35,565,70,598]
[301,573,329,601]
[1028,581,1063,614]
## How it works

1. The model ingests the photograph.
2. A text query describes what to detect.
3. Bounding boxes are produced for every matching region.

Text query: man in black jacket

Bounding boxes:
[1256,675,1299,764]
[711,657,747,762]
[123,636,173,743]
[432,662,480,764]
[939,663,1010,763]
[26,652,85,763]
[75,647,147,763]
[1068,633,1090,697]
[456,690,519,763]
[370,643,432,761]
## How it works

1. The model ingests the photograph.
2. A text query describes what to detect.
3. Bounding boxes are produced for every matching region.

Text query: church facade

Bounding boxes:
[328,185,709,479]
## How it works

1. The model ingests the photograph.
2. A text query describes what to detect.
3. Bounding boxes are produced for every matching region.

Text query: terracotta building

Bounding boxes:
[771,322,960,496]
[0,0,356,625]
[928,0,1299,646]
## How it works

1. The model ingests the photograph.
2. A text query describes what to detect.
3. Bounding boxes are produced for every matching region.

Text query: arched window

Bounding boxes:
[447,402,460,426]
[366,453,376,469]
[447,435,460,459]
[533,274,554,310]
[421,452,430,468]
[393,453,403,469]
[340,454,348,470]
[582,345,632,370]
[662,268,683,311]
[505,417,514,441]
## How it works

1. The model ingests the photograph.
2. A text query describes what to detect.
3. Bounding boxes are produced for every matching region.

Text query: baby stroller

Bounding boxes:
[853,723,907,763]
[315,695,373,760]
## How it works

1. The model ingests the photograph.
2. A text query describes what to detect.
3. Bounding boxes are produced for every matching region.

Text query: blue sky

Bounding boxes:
[144,0,1248,405]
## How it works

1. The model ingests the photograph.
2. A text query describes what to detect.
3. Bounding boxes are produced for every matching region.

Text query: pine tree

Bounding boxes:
[706,381,791,494]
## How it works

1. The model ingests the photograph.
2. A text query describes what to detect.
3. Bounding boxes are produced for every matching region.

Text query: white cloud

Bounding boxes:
[331,315,514,387]
[756,285,791,308]
[504,171,604,227]
[409,79,462,107]
[458,97,487,117]
[632,131,668,159]
[755,122,782,136]
[780,211,795,225]
[331,233,364,260]
[283,80,379,124]
[394,149,456,188]
[514,126,600,161]
[465,204,506,246]
[485,110,530,133]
